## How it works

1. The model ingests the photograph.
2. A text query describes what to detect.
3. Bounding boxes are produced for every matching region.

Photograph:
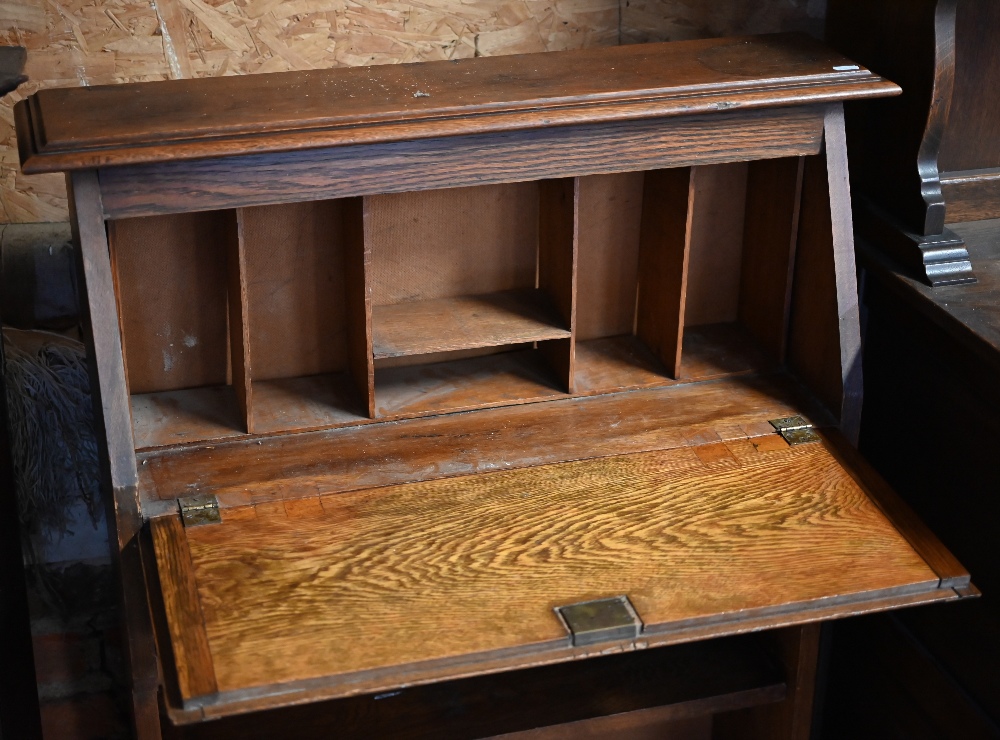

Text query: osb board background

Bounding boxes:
[0,0,826,223]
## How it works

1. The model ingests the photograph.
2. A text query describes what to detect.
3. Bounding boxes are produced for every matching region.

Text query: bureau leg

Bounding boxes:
[712,623,822,740]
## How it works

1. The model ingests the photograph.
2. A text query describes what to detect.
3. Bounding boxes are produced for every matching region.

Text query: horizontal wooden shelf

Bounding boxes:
[374,347,565,418]
[372,289,570,359]
[149,426,954,717]
[250,373,368,436]
[132,386,244,450]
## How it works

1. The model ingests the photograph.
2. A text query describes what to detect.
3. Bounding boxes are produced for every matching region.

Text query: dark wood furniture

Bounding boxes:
[822,223,1000,737]
[14,33,974,738]
[827,0,1000,286]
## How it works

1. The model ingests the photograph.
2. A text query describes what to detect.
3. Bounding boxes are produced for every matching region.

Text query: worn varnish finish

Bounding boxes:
[18,34,897,174]
[151,435,940,708]
[17,33,968,738]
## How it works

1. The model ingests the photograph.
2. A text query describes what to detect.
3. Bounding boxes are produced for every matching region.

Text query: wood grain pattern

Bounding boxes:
[136,373,821,510]
[18,34,897,173]
[97,109,826,220]
[637,167,694,378]
[372,290,570,359]
[739,157,804,362]
[150,436,941,705]
[941,168,1000,223]
[150,516,217,700]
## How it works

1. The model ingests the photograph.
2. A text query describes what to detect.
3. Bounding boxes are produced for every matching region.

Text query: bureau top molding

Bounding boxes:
[16,33,898,174]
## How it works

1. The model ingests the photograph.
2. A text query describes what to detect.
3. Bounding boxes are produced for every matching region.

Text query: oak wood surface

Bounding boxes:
[150,517,218,700]
[132,386,244,449]
[137,372,815,510]
[149,433,944,710]
[19,34,897,173]
[97,109,826,221]
[372,290,570,359]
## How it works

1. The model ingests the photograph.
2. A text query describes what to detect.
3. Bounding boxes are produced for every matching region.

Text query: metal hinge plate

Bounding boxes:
[556,595,643,647]
[769,416,820,446]
[178,494,221,527]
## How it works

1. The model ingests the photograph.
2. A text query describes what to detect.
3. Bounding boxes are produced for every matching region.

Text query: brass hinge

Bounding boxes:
[769,416,820,446]
[178,494,221,527]
[556,596,643,647]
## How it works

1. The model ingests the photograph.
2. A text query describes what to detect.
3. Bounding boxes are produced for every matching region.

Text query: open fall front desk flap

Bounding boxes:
[147,421,968,722]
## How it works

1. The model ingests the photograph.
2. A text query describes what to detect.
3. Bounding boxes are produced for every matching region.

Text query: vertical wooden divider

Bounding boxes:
[636,167,696,379]
[538,177,579,392]
[344,196,376,417]
[739,157,805,363]
[787,106,863,443]
[229,210,254,433]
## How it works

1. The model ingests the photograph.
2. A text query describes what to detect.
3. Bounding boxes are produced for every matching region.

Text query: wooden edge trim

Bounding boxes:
[941,168,1000,223]
[819,429,970,590]
[149,516,218,701]
[230,211,254,433]
[163,585,954,725]
[22,80,899,175]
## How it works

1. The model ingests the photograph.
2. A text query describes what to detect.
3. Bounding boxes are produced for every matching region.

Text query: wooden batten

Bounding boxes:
[537,177,580,392]
[739,157,806,363]
[343,197,375,419]
[228,212,253,434]
[636,167,695,379]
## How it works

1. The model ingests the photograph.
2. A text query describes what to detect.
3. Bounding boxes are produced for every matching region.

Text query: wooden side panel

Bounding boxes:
[636,167,694,378]
[150,517,218,700]
[575,173,645,341]
[367,183,538,306]
[739,157,805,362]
[108,211,232,394]
[227,213,252,433]
[344,198,375,418]
[67,172,160,738]
[538,178,579,391]
[239,201,348,381]
[684,162,749,327]
[787,107,862,441]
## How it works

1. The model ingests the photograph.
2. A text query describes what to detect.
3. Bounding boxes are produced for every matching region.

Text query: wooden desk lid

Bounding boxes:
[149,427,967,722]
[16,33,898,174]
